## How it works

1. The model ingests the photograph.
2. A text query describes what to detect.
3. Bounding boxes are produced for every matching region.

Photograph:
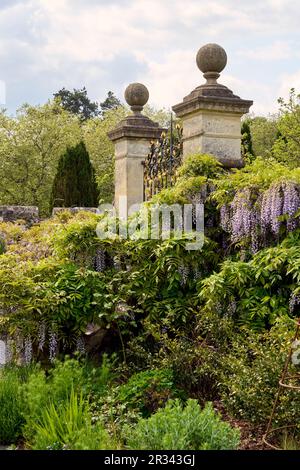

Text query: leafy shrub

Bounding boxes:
[198,233,300,330]
[272,88,300,168]
[153,336,222,400]
[177,153,223,179]
[22,367,49,441]
[0,368,24,444]
[22,357,114,443]
[94,368,184,440]
[31,389,111,450]
[49,358,87,402]
[116,369,183,417]
[0,237,5,255]
[125,399,240,450]
[219,321,300,425]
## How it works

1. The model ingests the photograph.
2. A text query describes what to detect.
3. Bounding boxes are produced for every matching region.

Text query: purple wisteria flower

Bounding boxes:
[282,182,300,231]
[38,322,46,351]
[289,293,300,313]
[220,180,300,252]
[49,329,58,362]
[94,249,106,272]
[75,336,86,355]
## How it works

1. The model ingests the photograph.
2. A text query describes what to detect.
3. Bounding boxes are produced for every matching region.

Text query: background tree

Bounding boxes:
[0,101,81,215]
[54,87,100,121]
[100,91,122,114]
[50,141,99,210]
[0,96,172,212]
[249,115,278,158]
[83,106,126,203]
[272,88,300,168]
[241,119,254,162]
[143,105,172,128]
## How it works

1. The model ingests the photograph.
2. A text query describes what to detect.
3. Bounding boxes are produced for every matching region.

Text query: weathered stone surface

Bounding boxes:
[180,110,245,166]
[108,113,163,141]
[0,206,39,225]
[124,82,149,112]
[172,43,253,167]
[113,137,151,211]
[196,43,227,74]
[108,83,165,214]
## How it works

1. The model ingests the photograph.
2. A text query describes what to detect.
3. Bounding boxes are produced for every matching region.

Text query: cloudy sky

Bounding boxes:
[0,0,299,115]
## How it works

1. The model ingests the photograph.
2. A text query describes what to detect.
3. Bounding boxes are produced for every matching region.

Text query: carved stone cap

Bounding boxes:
[108,82,166,141]
[108,115,165,141]
[173,94,253,117]
[173,43,253,117]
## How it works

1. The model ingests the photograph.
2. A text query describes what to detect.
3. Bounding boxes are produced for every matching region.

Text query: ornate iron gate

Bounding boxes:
[142,116,183,201]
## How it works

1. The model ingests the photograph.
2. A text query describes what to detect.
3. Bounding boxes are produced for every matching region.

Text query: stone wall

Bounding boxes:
[0,206,100,225]
[0,206,39,225]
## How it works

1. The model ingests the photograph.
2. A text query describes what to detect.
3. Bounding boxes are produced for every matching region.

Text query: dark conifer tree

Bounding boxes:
[241,120,254,161]
[54,87,100,121]
[50,141,99,210]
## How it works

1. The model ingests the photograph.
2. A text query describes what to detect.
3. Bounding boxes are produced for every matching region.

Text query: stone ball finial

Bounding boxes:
[124,83,149,113]
[196,43,227,83]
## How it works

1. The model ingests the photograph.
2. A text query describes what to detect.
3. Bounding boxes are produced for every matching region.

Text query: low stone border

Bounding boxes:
[0,206,39,225]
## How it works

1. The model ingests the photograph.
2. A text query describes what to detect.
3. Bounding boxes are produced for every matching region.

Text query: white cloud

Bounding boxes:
[141,54,276,116]
[239,41,296,61]
[278,70,300,102]
[0,0,299,114]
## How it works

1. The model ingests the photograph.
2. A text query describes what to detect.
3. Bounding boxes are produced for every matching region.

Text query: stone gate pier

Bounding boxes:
[173,43,253,167]
[108,83,165,215]
[109,43,253,213]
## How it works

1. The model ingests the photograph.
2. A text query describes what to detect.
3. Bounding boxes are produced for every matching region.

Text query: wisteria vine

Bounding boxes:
[220,180,300,252]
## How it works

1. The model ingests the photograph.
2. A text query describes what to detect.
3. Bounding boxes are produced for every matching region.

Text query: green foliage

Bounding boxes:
[22,357,114,444]
[219,321,300,425]
[50,141,99,210]
[249,115,278,158]
[198,233,300,329]
[83,106,126,203]
[0,100,169,211]
[152,335,223,400]
[125,399,240,450]
[211,157,299,207]
[116,369,183,417]
[0,258,108,345]
[0,101,82,215]
[54,87,100,121]
[143,105,172,128]
[100,91,122,114]
[0,368,24,444]
[241,119,254,162]
[273,88,300,168]
[177,153,224,179]
[281,432,300,450]
[0,359,115,449]
[0,236,5,255]
[31,388,111,450]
